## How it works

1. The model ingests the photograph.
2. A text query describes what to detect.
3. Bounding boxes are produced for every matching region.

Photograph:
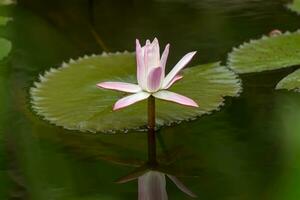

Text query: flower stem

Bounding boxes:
[147,96,157,166]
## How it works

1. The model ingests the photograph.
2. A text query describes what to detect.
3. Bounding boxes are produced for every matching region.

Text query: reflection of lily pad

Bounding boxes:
[0,38,11,61]
[0,16,12,26]
[30,52,241,133]
[287,0,300,15]
[0,0,14,5]
[276,69,300,92]
[228,30,300,74]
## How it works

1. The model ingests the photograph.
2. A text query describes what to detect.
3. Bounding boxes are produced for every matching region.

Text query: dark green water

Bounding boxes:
[1,0,300,199]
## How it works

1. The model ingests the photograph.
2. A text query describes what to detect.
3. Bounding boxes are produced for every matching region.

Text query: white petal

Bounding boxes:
[153,90,199,107]
[97,82,141,93]
[151,38,160,65]
[162,51,196,88]
[113,92,150,110]
[136,39,146,88]
[143,43,150,86]
[160,44,170,75]
[145,38,160,75]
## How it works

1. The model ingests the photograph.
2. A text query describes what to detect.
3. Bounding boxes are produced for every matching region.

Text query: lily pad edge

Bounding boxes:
[286,2,300,15]
[227,29,300,74]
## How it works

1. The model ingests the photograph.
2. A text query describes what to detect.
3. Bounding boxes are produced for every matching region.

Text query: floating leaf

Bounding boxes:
[0,0,15,5]
[0,16,12,26]
[228,30,300,74]
[30,52,241,133]
[276,69,300,92]
[0,38,11,61]
[0,1,13,61]
[287,0,300,15]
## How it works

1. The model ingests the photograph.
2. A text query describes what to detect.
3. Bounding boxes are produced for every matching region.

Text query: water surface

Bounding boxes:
[1,0,300,199]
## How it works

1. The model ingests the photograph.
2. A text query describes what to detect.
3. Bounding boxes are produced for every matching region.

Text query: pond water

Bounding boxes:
[1,0,300,199]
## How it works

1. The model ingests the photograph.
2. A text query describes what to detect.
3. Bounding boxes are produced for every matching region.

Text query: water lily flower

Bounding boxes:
[97,38,199,110]
[117,169,197,200]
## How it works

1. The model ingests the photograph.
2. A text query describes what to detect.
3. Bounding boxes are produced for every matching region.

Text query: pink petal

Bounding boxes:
[136,39,146,88]
[138,171,168,200]
[151,38,160,62]
[163,75,183,89]
[153,90,199,107]
[147,67,163,92]
[143,43,149,81]
[113,92,150,111]
[146,38,160,74]
[167,175,197,198]
[163,51,196,88]
[97,82,141,93]
[160,44,170,74]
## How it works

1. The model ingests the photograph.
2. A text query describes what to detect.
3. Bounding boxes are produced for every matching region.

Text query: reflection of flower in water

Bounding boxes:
[118,168,197,199]
[138,171,168,200]
[139,170,197,200]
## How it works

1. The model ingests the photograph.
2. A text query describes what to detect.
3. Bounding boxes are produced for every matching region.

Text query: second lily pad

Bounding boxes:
[287,0,300,15]
[227,30,300,74]
[0,16,11,26]
[0,38,11,61]
[0,0,14,5]
[30,52,241,133]
[276,69,300,92]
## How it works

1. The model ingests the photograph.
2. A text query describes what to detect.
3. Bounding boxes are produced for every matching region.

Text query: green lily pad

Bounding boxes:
[276,69,300,92]
[0,38,11,61]
[287,0,300,15]
[227,30,300,74]
[0,0,14,5]
[30,52,241,133]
